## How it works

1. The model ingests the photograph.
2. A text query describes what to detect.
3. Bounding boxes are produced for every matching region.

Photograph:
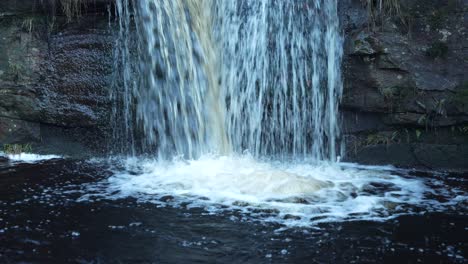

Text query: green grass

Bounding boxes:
[3,144,33,155]
[59,0,83,22]
[425,41,449,59]
[47,0,85,22]
[428,0,458,30]
[453,82,468,106]
[366,131,400,146]
[363,0,405,29]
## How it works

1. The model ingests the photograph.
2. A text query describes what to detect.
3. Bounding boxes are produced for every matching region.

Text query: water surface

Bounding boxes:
[0,157,466,263]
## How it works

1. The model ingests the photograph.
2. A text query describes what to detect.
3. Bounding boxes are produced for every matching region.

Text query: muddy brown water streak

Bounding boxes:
[112,0,342,160]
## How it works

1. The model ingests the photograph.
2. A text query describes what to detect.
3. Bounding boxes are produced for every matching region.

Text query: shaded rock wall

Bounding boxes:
[340,0,468,171]
[1,0,467,170]
[0,0,113,157]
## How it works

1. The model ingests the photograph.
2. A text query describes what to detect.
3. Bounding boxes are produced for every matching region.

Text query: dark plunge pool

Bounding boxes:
[0,158,466,263]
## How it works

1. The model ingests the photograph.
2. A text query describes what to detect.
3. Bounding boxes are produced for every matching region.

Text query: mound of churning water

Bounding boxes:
[79,155,465,227]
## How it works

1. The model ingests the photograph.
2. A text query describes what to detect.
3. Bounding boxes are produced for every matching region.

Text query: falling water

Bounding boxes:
[217,0,343,160]
[112,0,343,161]
[112,0,229,158]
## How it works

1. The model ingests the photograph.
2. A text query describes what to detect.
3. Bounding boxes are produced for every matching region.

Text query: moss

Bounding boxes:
[364,0,403,19]
[379,86,399,100]
[21,17,36,33]
[453,82,468,106]
[451,125,468,138]
[363,128,441,147]
[425,41,449,59]
[427,0,458,30]
[46,0,86,23]
[379,85,416,107]
[415,129,422,141]
[7,61,24,82]
[59,0,84,22]
[428,11,445,30]
[363,0,408,30]
[3,144,33,155]
[366,133,387,146]
[460,126,468,135]
[366,131,400,146]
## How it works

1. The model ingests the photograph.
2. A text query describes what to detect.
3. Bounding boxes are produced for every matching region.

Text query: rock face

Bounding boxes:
[339,0,468,171]
[1,0,467,170]
[0,0,113,156]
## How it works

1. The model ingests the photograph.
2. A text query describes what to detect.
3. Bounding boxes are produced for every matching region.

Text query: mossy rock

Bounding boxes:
[452,82,468,113]
[425,41,449,59]
[427,0,458,30]
[3,143,33,155]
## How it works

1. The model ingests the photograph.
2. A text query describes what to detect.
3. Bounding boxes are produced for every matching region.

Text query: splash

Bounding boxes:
[0,152,62,163]
[78,155,466,227]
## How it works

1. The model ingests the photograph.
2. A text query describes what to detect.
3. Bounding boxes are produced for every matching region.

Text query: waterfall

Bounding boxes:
[102,1,446,227]
[112,0,229,159]
[112,0,343,161]
[217,0,343,160]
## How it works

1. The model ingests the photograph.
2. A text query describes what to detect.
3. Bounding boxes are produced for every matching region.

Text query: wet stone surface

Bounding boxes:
[0,159,466,263]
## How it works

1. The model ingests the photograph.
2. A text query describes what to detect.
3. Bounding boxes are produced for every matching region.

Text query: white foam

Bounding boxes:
[0,152,62,163]
[80,154,464,227]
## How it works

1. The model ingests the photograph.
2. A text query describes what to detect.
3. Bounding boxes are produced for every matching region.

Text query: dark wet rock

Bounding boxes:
[413,144,468,170]
[309,216,328,222]
[334,191,349,202]
[361,182,399,196]
[348,31,381,55]
[0,0,112,16]
[339,182,358,192]
[280,197,312,205]
[251,208,280,215]
[232,201,250,207]
[340,0,468,171]
[283,214,301,221]
[347,144,419,168]
[0,0,466,171]
[292,197,310,205]
[0,1,113,156]
[342,111,389,134]
[160,195,175,202]
[347,141,468,171]
[0,117,41,144]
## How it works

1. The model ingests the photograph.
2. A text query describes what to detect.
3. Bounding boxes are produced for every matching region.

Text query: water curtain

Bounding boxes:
[112,0,343,161]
